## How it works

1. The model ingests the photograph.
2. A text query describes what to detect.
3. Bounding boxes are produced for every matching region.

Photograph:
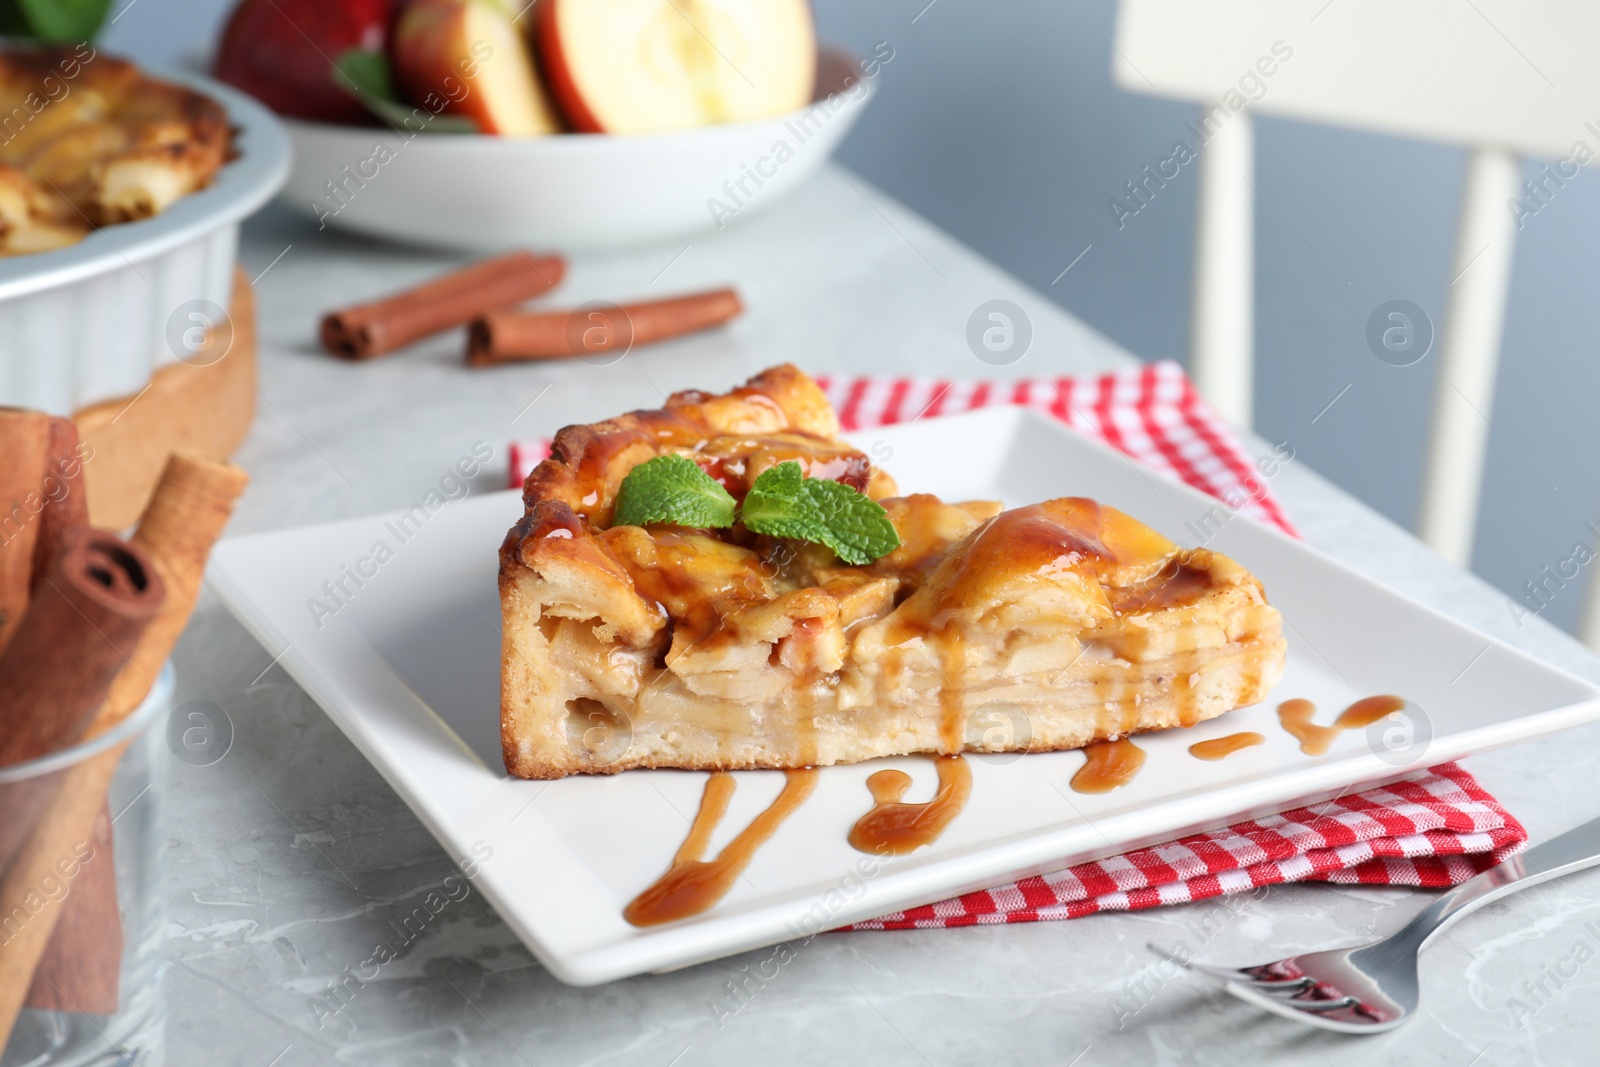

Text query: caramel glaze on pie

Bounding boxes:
[0,47,230,255]
[499,364,1287,779]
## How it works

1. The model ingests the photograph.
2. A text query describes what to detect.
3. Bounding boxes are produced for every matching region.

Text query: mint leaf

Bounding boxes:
[795,478,901,564]
[739,460,808,532]
[332,49,480,133]
[742,461,900,565]
[613,455,736,529]
[614,457,900,563]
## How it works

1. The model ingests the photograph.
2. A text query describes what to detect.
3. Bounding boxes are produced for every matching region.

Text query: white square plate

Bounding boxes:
[208,407,1600,985]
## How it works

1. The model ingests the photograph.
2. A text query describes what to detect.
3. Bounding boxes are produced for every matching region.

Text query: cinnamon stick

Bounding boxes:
[15,420,101,1015]
[0,453,247,1043]
[22,805,118,1013]
[0,527,165,768]
[0,408,52,653]
[96,453,251,731]
[0,526,163,961]
[321,251,565,360]
[466,287,743,366]
[29,417,89,588]
[0,746,122,1036]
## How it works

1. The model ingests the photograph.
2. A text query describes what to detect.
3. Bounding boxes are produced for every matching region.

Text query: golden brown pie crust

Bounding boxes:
[0,46,229,255]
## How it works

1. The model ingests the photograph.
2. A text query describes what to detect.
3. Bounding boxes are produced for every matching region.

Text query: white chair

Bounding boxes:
[1112,0,1600,644]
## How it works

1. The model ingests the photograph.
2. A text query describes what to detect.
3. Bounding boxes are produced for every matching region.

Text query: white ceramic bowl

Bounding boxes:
[278,47,874,252]
[0,71,290,416]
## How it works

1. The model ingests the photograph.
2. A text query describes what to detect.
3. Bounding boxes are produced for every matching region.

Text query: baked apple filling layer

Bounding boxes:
[499,365,1287,779]
[508,526,1282,771]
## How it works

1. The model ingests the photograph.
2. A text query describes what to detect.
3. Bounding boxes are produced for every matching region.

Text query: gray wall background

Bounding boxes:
[103,0,1600,638]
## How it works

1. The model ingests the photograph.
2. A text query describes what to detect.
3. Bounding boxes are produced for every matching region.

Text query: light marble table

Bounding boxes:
[161,167,1600,1066]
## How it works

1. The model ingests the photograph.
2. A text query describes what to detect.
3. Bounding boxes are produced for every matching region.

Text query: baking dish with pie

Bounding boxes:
[0,48,289,418]
[0,47,231,256]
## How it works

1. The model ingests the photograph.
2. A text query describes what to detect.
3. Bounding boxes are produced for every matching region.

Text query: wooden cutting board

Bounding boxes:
[74,267,256,529]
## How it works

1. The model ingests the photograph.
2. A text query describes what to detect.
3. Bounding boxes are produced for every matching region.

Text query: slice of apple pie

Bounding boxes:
[499,364,1286,778]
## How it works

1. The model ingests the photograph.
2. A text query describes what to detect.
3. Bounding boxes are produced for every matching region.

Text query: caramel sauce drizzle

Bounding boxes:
[934,628,968,752]
[623,693,1415,924]
[623,769,818,927]
[1276,695,1406,756]
[1105,563,1214,615]
[1188,731,1266,761]
[848,755,973,856]
[1174,667,1202,729]
[796,687,820,771]
[1070,737,1147,793]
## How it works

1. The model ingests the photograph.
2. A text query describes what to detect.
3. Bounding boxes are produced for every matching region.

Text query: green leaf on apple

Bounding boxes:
[0,0,111,41]
[332,48,480,134]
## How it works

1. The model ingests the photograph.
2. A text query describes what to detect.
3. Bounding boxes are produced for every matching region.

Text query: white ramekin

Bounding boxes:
[0,70,290,416]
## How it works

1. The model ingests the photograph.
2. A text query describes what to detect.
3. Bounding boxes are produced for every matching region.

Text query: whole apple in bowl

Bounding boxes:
[215,0,396,125]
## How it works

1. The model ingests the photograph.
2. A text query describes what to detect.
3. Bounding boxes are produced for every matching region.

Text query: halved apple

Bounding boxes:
[392,0,562,136]
[536,0,816,134]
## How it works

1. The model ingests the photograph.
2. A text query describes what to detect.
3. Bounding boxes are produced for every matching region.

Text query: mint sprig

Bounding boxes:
[612,454,737,529]
[611,457,901,565]
[742,463,900,565]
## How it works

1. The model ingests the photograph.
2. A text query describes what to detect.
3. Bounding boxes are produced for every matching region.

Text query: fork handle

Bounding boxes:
[1400,810,1600,950]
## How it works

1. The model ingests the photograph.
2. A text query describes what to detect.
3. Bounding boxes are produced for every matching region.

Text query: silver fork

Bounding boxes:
[1154,811,1600,1033]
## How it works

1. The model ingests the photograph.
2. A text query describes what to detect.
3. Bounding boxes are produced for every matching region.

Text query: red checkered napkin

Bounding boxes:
[507,361,1526,924]
[848,762,1527,928]
[816,361,1298,536]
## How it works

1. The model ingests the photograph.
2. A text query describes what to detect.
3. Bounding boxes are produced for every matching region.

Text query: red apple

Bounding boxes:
[391,0,561,136]
[214,0,395,124]
[536,0,816,134]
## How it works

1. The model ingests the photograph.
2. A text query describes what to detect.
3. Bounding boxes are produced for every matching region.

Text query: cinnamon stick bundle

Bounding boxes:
[466,287,743,366]
[0,453,247,1039]
[0,413,102,938]
[321,251,565,360]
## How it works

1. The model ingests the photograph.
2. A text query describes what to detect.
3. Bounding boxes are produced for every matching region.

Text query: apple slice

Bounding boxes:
[392,0,562,136]
[537,0,816,134]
